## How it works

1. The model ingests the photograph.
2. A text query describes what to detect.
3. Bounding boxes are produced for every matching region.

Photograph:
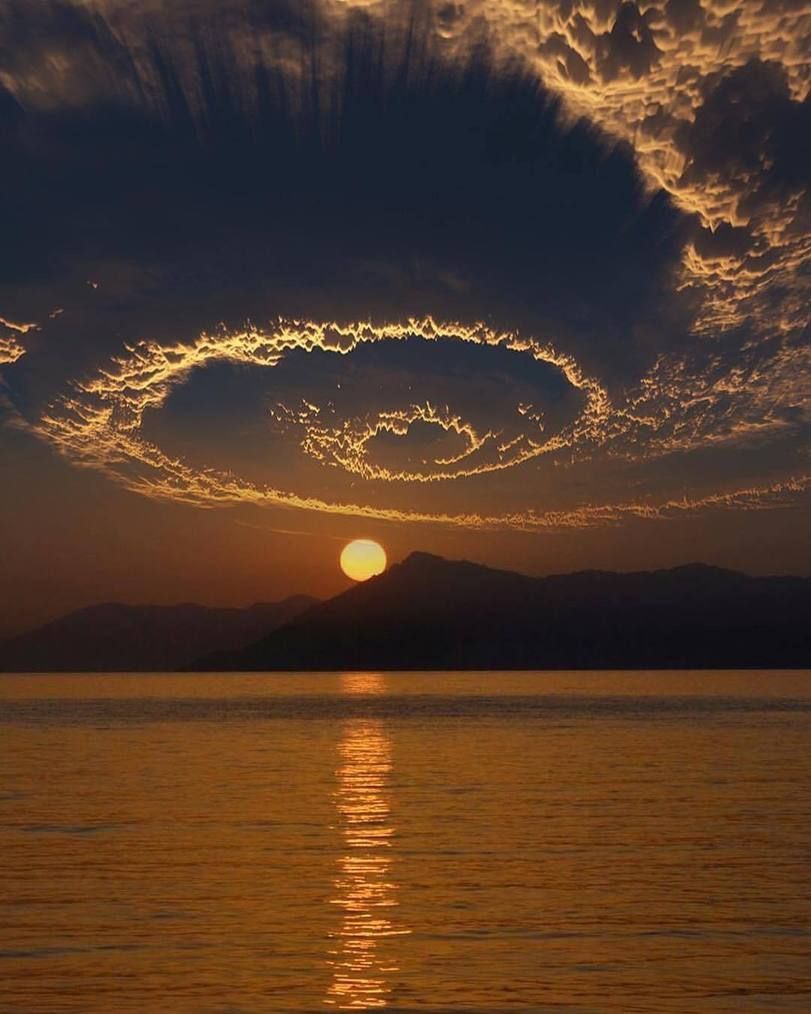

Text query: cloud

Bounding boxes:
[33,315,809,530]
[0,315,37,334]
[595,2,662,83]
[663,0,704,34]
[0,0,808,532]
[0,335,27,365]
[0,314,36,367]
[678,59,811,220]
[0,6,686,383]
[35,317,611,516]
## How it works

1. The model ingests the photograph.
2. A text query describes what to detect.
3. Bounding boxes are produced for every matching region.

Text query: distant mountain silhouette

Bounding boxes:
[0,597,317,672]
[196,553,811,671]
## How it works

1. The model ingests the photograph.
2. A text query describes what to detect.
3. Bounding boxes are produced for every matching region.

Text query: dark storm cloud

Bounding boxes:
[677,59,811,219]
[595,2,662,82]
[538,33,592,86]
[691,221,754,260]
[0,1,687,386]
[0,2,137,113]
[663,0,704,34]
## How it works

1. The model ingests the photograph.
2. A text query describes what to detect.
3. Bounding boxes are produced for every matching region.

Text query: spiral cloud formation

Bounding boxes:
[35,317,808,529]
[0,0,808,532]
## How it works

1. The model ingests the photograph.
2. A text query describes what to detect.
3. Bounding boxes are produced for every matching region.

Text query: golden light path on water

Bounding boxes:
[327,674,409,1009]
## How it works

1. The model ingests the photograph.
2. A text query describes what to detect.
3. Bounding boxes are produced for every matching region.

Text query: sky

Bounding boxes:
[0,0,809,635]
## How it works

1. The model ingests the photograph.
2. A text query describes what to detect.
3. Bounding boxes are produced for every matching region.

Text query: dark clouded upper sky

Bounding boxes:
[0,0,809,634]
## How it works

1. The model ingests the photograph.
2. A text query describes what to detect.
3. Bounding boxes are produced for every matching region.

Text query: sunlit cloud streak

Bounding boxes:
[0,315,36,367]
[0,316,37,335]
[0,335,27,366]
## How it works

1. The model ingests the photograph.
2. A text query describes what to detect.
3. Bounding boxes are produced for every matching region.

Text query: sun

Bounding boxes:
[340,539,387,582]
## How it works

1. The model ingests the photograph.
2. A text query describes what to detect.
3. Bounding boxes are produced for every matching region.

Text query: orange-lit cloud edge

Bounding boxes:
[0,317,37,366]
[2,0,809,530]
[31,317,810,531]
[0,337,27,366]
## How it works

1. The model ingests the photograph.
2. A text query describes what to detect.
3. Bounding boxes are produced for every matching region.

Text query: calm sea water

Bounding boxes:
[1,671,810,1012]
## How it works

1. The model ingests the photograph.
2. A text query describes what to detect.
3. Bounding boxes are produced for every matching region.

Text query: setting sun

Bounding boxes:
[340,539,387,582]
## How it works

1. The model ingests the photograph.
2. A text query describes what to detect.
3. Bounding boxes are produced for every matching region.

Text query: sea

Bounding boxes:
[1,671,809,1012]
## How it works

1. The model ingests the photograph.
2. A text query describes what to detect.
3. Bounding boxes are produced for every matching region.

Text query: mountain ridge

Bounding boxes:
[4,555,808,674]
[195,554,811,671]
[0,595,318,673]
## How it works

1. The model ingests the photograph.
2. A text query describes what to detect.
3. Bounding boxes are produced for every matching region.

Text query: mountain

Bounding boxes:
[0,596,317,673]
[196,553,811,671]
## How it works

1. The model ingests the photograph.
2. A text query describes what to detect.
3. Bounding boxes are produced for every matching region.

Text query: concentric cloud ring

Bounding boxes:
[273,394,560,484]
[33,315,808,530]
[35,317,610,520]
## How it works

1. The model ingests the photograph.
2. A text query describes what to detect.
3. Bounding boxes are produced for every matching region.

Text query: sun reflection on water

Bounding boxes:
[326,674,409,1009]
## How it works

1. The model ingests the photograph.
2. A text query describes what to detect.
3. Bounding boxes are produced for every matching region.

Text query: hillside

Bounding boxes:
[0,596,317,672]
[196,553,811,671]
